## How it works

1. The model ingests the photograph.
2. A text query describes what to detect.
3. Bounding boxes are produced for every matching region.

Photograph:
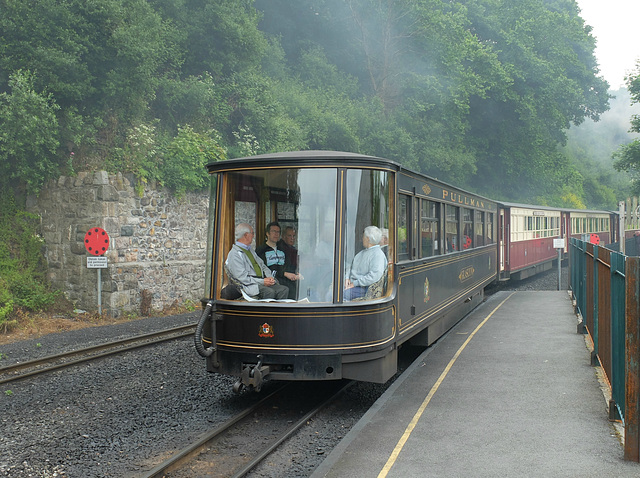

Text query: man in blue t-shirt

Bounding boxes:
[256,221,300,299]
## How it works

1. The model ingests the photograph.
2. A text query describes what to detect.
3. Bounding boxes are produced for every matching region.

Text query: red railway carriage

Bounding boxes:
[567,210,616,246]
[498,203,618,281]
[498,203,566,280]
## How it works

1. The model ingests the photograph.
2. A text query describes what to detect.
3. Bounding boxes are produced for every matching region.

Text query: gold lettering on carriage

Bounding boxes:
[442,190,485,209]
[458,266,475,282]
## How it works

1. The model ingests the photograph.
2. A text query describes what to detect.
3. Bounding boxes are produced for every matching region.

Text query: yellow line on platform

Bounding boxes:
[377,292,516,478]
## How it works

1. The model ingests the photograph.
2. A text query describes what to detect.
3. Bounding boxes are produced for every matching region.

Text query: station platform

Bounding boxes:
[312,291,640,477]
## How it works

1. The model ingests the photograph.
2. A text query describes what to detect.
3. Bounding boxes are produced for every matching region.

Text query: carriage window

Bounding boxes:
[462,208,473,249]
[222,168,337,303]
[420,199,439,257]
[486,212,494,244]
[398,195,411,261]
[475,210,484,247]
[445,205,459,253]
[343,170,391,301]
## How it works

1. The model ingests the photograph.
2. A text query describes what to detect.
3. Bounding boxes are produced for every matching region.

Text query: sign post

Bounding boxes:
[553,237,565,291]
[619,201,626,255]
[84,227,110,315]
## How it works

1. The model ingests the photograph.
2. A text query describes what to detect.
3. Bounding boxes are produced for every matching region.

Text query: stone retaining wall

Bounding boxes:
[27,171,209,317]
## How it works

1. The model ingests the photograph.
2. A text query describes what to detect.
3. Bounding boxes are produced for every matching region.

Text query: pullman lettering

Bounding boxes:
[442,190,485,209]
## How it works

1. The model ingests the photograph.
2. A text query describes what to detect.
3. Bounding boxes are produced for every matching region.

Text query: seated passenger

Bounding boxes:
[226,223,289,300]
[256,221,286,275]
[344,226,387,301]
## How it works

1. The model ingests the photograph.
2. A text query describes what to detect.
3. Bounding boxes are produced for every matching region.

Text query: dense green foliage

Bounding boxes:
[614,68,640,194]
[0,0,615,204]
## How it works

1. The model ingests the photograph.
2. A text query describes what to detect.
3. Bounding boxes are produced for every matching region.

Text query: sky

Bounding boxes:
[576,0,640,89]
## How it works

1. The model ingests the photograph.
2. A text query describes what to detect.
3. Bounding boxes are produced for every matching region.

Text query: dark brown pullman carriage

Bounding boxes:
[195,151,498,392]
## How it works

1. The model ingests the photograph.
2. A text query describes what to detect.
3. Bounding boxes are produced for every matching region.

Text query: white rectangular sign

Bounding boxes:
[87,256,108,268]
[553,238,565,249]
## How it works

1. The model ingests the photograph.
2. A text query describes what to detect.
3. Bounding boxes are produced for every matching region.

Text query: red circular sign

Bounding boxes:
[84,227,110,256]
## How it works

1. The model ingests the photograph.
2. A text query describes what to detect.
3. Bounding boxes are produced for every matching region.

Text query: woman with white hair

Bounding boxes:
[344,225,387,301]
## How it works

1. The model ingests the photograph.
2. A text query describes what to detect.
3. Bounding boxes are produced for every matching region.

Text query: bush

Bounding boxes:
[0,196,62,329]
[161,125,227,197]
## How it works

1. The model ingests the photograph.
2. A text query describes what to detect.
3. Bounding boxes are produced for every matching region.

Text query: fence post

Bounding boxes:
[591,246,599,366]
[610,252,625,421]
[573,239,588,334]
[626,257,640,461]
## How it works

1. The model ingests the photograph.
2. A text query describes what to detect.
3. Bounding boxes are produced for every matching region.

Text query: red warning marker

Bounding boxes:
[84,227,110,256]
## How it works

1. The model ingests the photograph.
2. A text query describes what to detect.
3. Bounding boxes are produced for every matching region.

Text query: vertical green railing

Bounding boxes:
[569,238,635,459]
[571,238,587,331]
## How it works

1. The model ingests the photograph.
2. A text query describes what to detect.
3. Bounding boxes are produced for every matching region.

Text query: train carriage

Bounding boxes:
[568,210,616,246]
[497,203,566,281]
[497,202,618,281]
[195,151,498,391]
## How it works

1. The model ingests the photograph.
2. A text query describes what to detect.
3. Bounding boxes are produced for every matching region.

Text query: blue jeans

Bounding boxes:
[343,286,366,301]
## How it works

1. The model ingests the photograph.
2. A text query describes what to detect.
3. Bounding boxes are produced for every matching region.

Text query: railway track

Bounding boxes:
[140,380,354,478]
[0,323,195,385]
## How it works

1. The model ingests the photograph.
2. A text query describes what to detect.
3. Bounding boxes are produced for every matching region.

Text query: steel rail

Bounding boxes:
[140,381,353,478]
[0,323,195,385]
[230,380,354,478]
[139,384,290,478]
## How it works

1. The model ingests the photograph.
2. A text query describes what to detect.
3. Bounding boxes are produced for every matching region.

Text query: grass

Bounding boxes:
[0,299,198,346]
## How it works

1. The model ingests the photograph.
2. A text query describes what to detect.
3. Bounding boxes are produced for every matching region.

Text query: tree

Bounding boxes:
[614,63,640,193]
[254,0,609,202]
[463,0,610,199]
[149,0,267,78]
[0,70,63,194]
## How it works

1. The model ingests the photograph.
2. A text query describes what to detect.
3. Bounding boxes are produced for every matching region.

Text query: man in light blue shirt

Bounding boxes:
[344,226,387,301]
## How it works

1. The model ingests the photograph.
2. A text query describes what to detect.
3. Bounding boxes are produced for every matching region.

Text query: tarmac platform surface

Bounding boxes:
[312,291,640,477]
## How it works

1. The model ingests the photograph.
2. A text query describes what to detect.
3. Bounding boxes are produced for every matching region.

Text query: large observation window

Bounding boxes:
[217,167,390,303]
[511,209,561,242]
[343,170,391,301]
[220,168,337,303]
